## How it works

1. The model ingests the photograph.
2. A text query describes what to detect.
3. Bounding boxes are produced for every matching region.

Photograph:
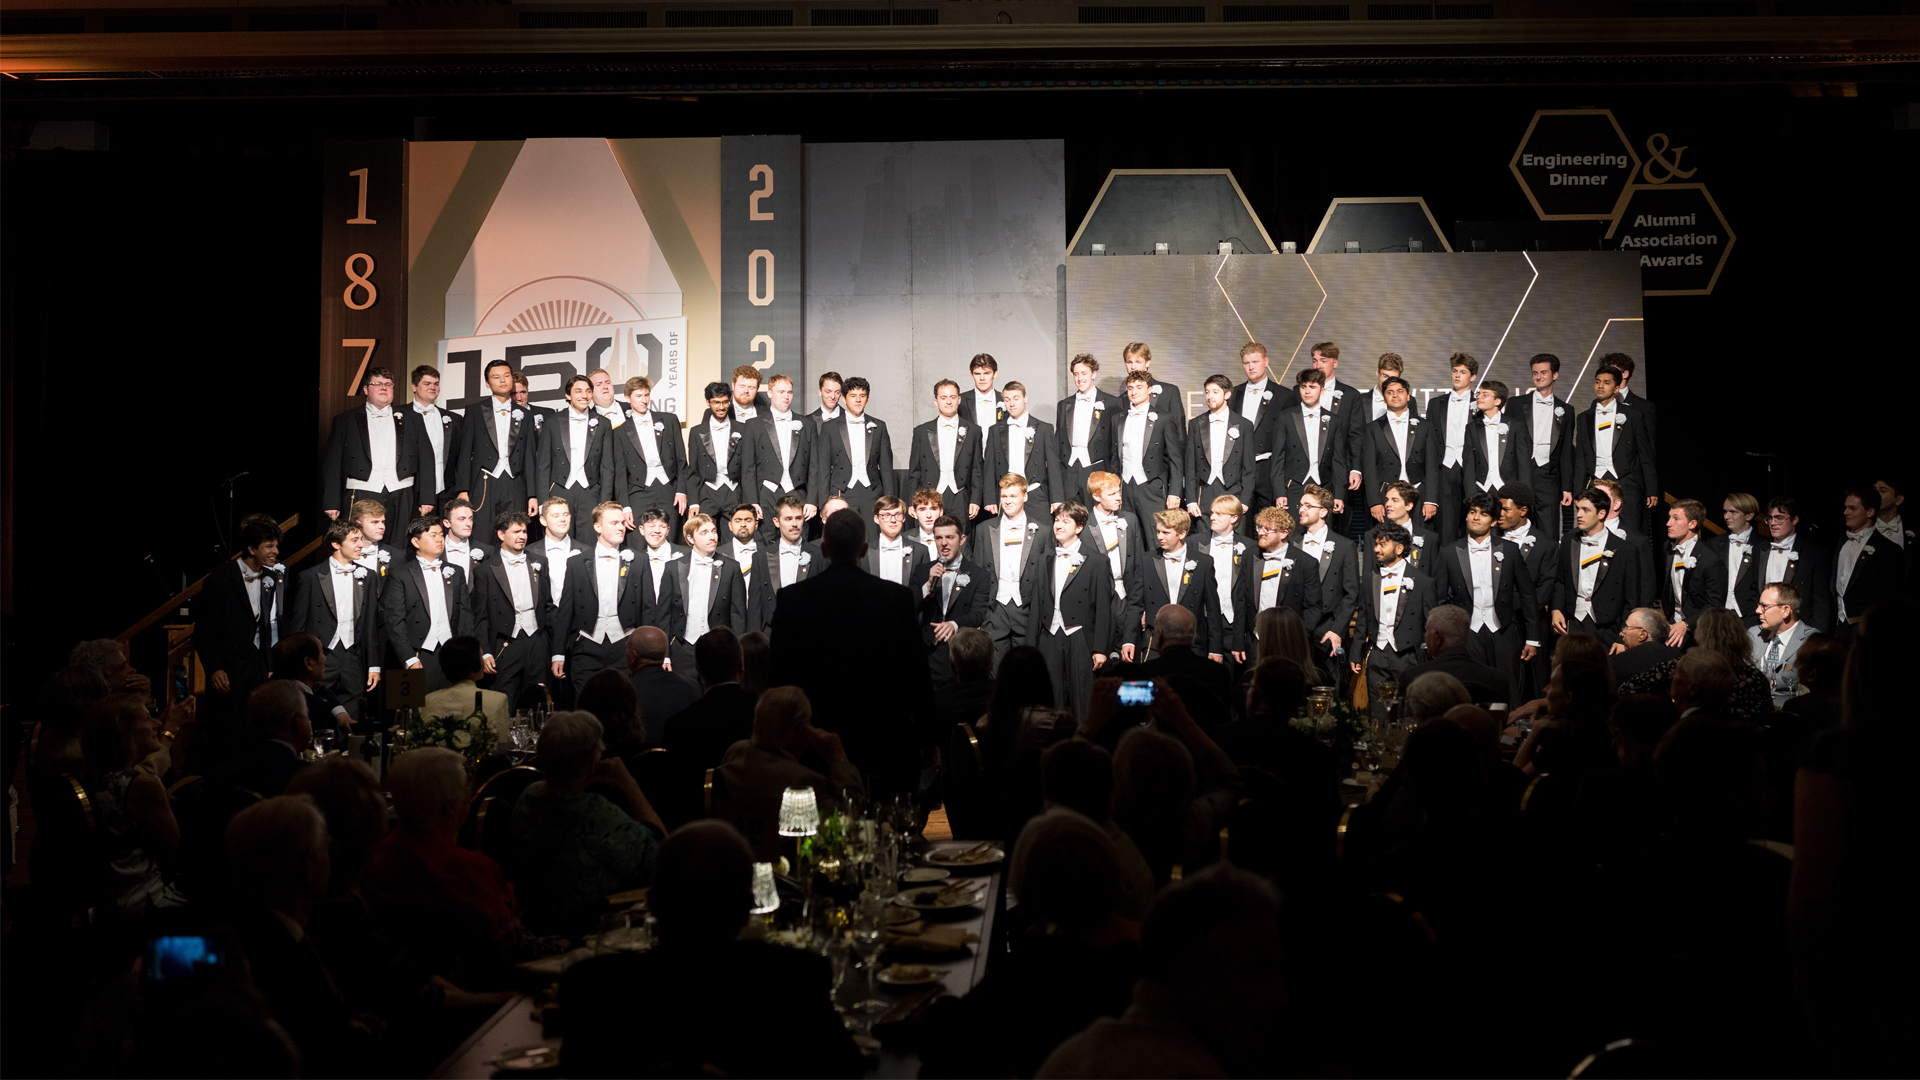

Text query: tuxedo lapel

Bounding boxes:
[1454,543,1472,596]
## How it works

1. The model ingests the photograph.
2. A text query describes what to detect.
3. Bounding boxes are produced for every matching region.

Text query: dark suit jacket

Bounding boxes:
[1462,412,1524,494]
[408,402,464,502]
[814,413,896,499]
[984,418,1064,511]
[906,418,986,510]
[1110,375,1184,421]
[1052,390,1123,472]
[635,544,691,633]
[769,562,932,783]
[1766,535,1835,632]
[1399,646,1511,707]
[668,553,749,644]
[455,396,536,497]
[741,412,818,506]
[968,516,1047,609]
[1419,389,1479,487]
[1027,543,1117,654]
[198,560,288,686]
[1135,549,1225,656]
[1085,511,1146,651]
[744,541,822,634]
[1571,400,1658,496]
[612,410,687,504]
[682,417,750,510]
[1354,562,1436,659]
[1359,411,1435,511]
[381,559,474,666]
[1715,530,1766,628]
[863,534,932,588]
[1503,390,1576,501]
[1507,525,1561,636]
[532,407,617,504]
[321,403,422,515]
[1110,402,1185,501]
[1228,377,1297,500]
[1433,535,1540,644]
[1137,645,1234,729]
[1551,530,1645,643]
[1270,402,1350,503]
[661,683,757,774]
[1360,516,1439,579]
[1292,528,1361,650]
[471,551,552,655]
[1835,528,1905,624]
[227,738,308,799]
[632,665,701,745]
[290,559,384,669]
[1664,538,1729,629]
[1184,410,1258,509]
[1611,642,1682,685]
[550,549,645,655]
[909,557,993,645]
[1235,545,1324,655]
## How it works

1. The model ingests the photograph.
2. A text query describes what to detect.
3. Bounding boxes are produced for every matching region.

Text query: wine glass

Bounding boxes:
[310,728,335,759]
[850,893,889,1018]
[824,937,853,1017]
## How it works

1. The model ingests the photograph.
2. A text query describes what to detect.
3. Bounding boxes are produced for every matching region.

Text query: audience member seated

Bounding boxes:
[1570,693,1680,867]
[932,626,995,745]
[1252,605,1327,687]
[1514,660,1617,780]
[1620,606,1772,719]
[79,693,187,920]
[662,627,757,774]
[739,629,771,696]
[1109,725,1200,887]
[509,711,666,937]
[626,626,698,744]
[1137,604,1234,729]
[1609,607,1682,684]
[921,809,1142,1077]
[226,680,312,798]
[1439,703,1530,814]
[577,667,647,761]
[422,635,510,743]
[1779,631,1844,731]
[224,794,381,1077]
[716,686,863,861]
[1041,738,1155,920]
[1403,670,1472,726]
[1669,647,1736,720]
[1791,598,1919,1077]
[1398,606,1511,707]
[367,748,555,991]
[26,664,110,778]
[1213,658,1342,886]
[560,821,862,1079]
[1038,863,1287,1078]
[273,633,354,732]
[971,645,1073,841]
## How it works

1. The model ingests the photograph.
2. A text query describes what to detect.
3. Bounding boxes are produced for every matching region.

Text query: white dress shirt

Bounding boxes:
[1239,378,1268,424]
[1209,534,1237,625]
[1162,550,1186,601]
[416,559,453,657]
[1723,528,1751,612]
[732,537,757,600]
[1670,534,1699,611]
[770,410,800,491]
[445,536,475,576]
[1386,411,1413,481]
[1837,527,1872,619]
[1207,410,1230,484]
[630,411,668,489]
[1257,545,1291,614]
[994,516,1028,604]
[1375,560,1407,650]
[1007,416,1032,484]
[327,559,359,651]
[1095,513,1127,598]
[1049,541,1085,635]
[911,528,937,562]
[353,404,412,492]
[972,389,999,431]
[1530,391,1556,467]
[596,402,627,429]
[543,537,574,606]
[1300,405,1325,483]
[413,401,446,495]
[1441,390,1471,467]
[685,555,716,642]
[1573,533,1606,622]
[588,545,626,643]
[1466,536,1500,632]
[565,406,593,489]
[1479,416,1506,489]
[1070,391,1099,467]
[1121,406,1149,484]
[1765,533,1797,587]
[937,417,961,494]
[708,417,735,485]
[500,550,539,642]
[876,534,911,586]
[732,402,758,423]
[487,397,516,478]
[1593,401,1620,477]
[646,542,674,598]
[1875,513,1906,548]
[778,540,803,588]
[846,414,870,487]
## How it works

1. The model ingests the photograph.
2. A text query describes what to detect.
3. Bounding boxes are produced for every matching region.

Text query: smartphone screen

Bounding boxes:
[146,936,224,981]
[1118,680,1155,707]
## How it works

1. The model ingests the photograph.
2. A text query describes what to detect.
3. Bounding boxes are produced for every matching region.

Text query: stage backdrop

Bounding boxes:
[1068,250,1646,418]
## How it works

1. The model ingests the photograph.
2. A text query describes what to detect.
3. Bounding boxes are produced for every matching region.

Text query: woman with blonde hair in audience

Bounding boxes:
[1255,605,1326,687]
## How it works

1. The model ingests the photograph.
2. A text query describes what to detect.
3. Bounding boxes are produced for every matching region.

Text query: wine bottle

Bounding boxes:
[468,691,488,751]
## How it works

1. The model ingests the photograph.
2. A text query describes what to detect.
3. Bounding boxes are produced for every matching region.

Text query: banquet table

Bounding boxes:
[431,844,1004,1079]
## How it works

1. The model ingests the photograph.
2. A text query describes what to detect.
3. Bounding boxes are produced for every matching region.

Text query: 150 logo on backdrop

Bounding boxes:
[441,319,688,415]
[1512,110,1734,296]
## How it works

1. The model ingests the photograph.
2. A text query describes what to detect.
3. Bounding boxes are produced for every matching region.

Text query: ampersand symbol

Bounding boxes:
[1642,133,1697,185]
[343,253,378,310]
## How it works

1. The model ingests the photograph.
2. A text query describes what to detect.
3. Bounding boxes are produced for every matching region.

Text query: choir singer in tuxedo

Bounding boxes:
[289,519,383,722]
[321,366,420,526]
[1027,502,1114,721]
[1184,375,1257,523]
[971,475,1047,664]
[474,510,551,707]
[906,380,984,526]
[742,373,818,541]
[457,359,538,526]
[381,515,474,693]
[1352,522,1435,719]
[616,376,688,533]
[551,502,648,694]
[909,516,992,686]
[1551,487,1643,647]
[1433,492,1538,699]
[534,375,616,540]
[983,382,1062,518]
[198,513,289,726]
[1660,499,1727,647]
[814,377,895,523]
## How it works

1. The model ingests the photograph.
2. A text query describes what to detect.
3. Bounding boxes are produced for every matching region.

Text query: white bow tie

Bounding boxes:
[880,541,905,553]
[503,554,526,567]
[368,407,392,420]
[693,555,718,568]
[420,560,442,570]
[1469,541,1492,553]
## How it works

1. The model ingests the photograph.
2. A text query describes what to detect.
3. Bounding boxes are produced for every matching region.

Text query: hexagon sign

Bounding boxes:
[1606,183,1736,296]
[1511,110,1642,221]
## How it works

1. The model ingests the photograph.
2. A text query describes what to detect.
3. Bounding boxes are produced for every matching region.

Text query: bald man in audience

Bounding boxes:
[1136,603,1234,729]
[626,626,699,743]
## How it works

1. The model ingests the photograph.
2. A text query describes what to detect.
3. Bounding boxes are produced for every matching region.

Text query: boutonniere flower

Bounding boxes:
[376,549,391,563]
[441,566,457,581]
[1554,406,1566,417]
[729,431,741,441]
[533,414,544,428]
[1615,417,1628,426]
[1413,536,1425,547]
[1404,579,1414,590]
[353,567,368,580]
[1261,390,1274,402]
[1147,411,1158,421]
[1150,384,1164,396]
[530,561,542,572]
[1235,542,1247,554]
[262,576,276,589]
[1494,550,1506,562]
[1328,389,1343,401]
[1280,558,1295,570]
[512,408,524,421]
[1184,559,1198,570]
[1681,555,1697,568]
[798,551,812,567]
[1227,427,1240,439]
[957,426,967,437]
[865,421,878,432]
[1603,550,1616,559]
[589,418,599,428]
[1410,417,1423,426]
[471,549,485,562]
[954,572,970,588]
[441,415,452,426]
[1027,521,1040,532]
[1788,550,1800,563]
[652,421,665,432]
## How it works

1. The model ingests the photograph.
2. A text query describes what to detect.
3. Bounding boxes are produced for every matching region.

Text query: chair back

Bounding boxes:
[461,765,541,850]
[513,683,554,715]
[26,773,110,919]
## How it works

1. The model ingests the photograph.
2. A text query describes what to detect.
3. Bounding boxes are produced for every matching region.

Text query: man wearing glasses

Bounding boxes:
[867,496,929,587]
[1292,483,1359,688]
[1750,583,1814,707]
[1759,496,1833,633]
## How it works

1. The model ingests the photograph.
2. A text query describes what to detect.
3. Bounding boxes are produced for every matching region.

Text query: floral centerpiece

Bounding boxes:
[1288,699,1370,747]
[394,712,498,763]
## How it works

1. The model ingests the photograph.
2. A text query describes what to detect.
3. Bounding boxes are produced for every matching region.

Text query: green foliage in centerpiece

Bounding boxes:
[393,713,498,762]
[1288,699,1371,745]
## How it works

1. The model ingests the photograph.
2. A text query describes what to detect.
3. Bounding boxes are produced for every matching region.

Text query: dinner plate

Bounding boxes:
[901,867,951,883]
[892,884,985,910]
[876,963,947,987]
[883,905,921,927]
[491,1044,560,1071]
[925,845,1005,868]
